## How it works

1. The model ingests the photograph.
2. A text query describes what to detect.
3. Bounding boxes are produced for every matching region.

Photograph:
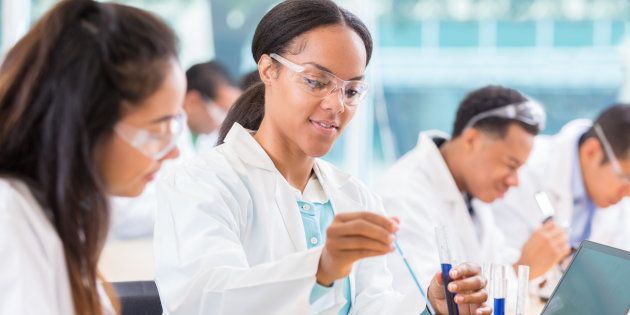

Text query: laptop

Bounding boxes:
[541,240,630,315]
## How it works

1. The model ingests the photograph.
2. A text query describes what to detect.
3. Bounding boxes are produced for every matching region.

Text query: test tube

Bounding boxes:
[492,265,507,315]
[515,265,530,315]
[435,226,459,315]
[482,263,493,302]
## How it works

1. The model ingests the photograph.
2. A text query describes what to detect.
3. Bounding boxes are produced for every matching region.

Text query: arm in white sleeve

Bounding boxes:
[153,164,323,315]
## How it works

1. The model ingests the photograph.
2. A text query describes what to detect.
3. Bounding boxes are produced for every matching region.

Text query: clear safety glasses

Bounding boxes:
[115,112,186,160]
[594,124,630,183]
[270,53,369,107]
[463,100,547,131]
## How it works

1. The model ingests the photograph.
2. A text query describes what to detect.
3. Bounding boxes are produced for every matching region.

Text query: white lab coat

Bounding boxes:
[491,119,630,293]
[153,123,401,315]
[376,132,517,314]
[0,178,114,315]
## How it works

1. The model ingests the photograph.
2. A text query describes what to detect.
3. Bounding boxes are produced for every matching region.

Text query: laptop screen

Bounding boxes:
[542,241,630,315]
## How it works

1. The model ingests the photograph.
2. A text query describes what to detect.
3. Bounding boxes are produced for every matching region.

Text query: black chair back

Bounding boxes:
[113,281,163,315]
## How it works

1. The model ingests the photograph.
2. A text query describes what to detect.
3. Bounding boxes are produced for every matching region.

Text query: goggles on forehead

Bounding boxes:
[463,100,547,131]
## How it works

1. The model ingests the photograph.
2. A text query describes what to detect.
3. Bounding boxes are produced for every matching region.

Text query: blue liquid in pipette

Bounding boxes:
[441,263,459,315]
[494,298,505,315]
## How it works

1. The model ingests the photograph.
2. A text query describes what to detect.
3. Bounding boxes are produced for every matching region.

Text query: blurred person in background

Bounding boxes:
[0,0,184,313]
[182,60,241,151]
[377,85,569,313]
[492,104,630,298]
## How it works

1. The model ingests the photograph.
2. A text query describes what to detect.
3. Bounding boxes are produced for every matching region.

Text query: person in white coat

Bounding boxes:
[153,1,490,314]
[491,104,630,296]
[0,1,185,314]
[183,60,241,150]
[377,85,570,313]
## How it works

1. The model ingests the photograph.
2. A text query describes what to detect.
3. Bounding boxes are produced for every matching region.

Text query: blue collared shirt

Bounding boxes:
[569,138,597,248]
[298,199,352,315]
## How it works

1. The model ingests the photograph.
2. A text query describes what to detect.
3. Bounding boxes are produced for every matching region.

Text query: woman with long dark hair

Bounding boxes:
[154,0,490,314]
[0,1,185,314]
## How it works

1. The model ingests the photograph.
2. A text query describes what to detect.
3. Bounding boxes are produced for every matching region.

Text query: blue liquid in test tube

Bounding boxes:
[493,264,508,315]
[493,298,505,315]
[435,226,459,315]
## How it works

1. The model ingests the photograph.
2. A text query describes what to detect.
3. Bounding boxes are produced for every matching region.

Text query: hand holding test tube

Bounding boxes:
[435,226,460,315]
[430,226,492,315]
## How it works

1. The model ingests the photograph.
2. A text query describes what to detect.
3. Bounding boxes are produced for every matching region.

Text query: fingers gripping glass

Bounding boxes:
[269,53,368,107]
[594,124,630,183]
[463,100,547,131]
[115,112,186,160]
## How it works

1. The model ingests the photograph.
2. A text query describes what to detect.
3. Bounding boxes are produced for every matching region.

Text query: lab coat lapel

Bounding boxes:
[274,176,307,252]
[418,133,482,260]
[223,123,307,252]
[313,161,357,214]
[314,160,360,307]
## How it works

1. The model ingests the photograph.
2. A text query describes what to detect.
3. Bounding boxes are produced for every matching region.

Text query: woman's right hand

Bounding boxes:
[316,212,399,286]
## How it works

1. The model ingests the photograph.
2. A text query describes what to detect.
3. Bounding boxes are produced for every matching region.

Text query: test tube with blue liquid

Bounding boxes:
[435,226,459,315]
[492,265,507,315]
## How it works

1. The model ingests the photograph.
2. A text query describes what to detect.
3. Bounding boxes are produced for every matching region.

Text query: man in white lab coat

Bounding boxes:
[377,85,571,313]
[491,104,630,296]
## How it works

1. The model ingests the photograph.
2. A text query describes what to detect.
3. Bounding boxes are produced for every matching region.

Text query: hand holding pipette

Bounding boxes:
[317,212,398,286]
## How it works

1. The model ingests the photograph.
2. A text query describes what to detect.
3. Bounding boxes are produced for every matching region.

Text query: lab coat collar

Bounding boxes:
[223,122,352,189]
[222,122,278,172]
[541,120,592,213]
[416,131,463,203]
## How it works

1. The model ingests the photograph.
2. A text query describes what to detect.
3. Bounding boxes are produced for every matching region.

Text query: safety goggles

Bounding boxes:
[594,124,630,183]
[270,53,369,107]
[115,112,186,160]
[463,100,547,131]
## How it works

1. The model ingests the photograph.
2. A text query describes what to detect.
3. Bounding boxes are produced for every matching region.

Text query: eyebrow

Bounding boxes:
[507,156,522,167]
[303,62,365,81]
[149,114,177,124]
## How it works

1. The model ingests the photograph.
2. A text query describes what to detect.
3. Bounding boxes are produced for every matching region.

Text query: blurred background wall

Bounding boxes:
[3,0,629,185]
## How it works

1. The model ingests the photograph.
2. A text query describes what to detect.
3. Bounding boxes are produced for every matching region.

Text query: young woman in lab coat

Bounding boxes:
[153,0,491,314]
[0,1,185,314]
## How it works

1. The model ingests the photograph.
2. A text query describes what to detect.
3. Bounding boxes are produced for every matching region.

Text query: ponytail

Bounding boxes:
[217,81,265,144]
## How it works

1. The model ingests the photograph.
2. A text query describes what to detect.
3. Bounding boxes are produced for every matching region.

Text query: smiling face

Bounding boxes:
[257,24,368,157]
[462,124,534,202]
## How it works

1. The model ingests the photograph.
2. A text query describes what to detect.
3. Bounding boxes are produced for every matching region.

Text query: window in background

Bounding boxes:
[373,0,630,180]
[31,0,214,69]
[21,0,630,185]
